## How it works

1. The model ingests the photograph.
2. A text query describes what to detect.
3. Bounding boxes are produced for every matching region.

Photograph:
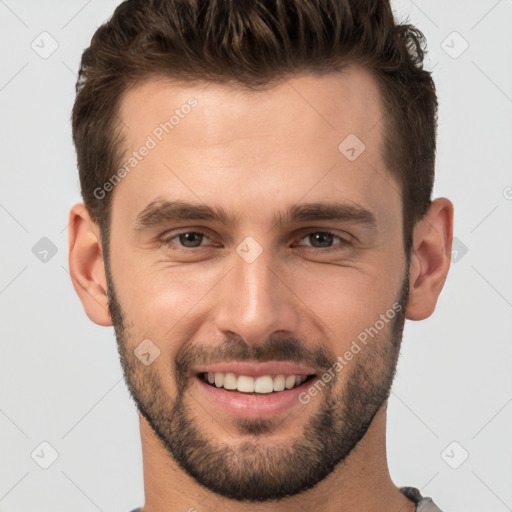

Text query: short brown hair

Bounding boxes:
[72,0,437,255]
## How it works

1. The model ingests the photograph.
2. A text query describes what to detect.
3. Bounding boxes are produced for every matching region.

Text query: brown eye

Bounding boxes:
[296,231,349,250]
[163,231,211,249]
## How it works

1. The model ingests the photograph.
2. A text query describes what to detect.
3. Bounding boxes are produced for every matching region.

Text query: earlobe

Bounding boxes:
[68,203,113,327]
[405,197,454,321]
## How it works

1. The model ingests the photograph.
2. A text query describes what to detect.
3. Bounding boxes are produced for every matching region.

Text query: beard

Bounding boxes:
[104,253,409,502]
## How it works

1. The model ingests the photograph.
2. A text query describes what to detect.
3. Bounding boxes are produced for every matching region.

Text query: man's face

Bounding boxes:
[106,67,409,501]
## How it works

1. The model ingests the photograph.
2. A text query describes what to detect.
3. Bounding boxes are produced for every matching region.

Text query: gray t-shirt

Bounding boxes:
[400,486,444,511]
[129,486,444,511]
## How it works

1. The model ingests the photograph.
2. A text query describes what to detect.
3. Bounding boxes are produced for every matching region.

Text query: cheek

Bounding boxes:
[289,262,403,348]
[112,257,219,346]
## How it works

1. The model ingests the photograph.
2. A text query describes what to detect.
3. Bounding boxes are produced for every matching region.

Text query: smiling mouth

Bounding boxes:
[198,372,316,394]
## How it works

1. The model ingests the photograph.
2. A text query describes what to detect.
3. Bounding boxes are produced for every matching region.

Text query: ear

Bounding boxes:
[405,197,454,321]
[68,203,112,326]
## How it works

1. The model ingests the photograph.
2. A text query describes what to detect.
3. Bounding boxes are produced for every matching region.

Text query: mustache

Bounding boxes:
[174,335,336,382]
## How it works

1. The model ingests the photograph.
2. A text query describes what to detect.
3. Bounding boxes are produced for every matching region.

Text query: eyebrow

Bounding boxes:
[134,199,377,232]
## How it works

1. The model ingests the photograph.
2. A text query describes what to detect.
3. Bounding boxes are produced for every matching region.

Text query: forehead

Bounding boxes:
[112,66,399,230]
[118,66,384,151]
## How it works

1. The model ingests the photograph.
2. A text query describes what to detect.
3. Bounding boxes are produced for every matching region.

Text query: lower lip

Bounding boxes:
[195,377,314,420]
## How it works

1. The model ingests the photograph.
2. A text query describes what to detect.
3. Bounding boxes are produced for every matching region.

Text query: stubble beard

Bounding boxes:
[104,253,409,502]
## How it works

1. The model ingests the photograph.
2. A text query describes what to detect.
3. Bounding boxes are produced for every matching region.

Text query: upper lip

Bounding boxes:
[194,361,317,378]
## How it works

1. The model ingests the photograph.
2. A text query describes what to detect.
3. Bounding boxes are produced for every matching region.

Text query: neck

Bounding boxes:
[138,402,416,512]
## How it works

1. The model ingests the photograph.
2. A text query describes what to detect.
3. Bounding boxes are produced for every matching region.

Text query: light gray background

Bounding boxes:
[1,1,511,511]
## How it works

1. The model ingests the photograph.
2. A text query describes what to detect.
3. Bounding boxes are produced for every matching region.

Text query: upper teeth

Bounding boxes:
[204,373,308,393]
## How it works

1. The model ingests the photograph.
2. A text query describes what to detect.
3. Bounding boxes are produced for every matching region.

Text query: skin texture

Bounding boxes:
[68,65,453,512]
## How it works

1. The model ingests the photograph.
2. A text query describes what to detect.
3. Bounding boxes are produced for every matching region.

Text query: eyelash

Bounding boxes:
[159,230,352,254]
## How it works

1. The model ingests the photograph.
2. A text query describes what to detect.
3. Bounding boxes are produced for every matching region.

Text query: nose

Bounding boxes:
[213,243,300,346]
